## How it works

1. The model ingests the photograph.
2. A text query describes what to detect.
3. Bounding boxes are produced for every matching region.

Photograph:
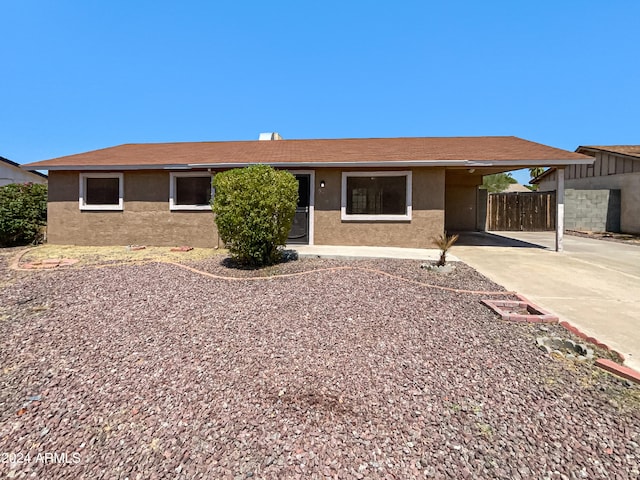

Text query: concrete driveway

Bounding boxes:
[452,231,640,372]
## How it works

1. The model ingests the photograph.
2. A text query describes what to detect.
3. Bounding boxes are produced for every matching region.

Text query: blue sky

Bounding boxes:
[2,1,638,184]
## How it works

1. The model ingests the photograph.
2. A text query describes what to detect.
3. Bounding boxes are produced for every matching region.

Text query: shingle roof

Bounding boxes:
[23,136,592,170]
[577,145,640,159]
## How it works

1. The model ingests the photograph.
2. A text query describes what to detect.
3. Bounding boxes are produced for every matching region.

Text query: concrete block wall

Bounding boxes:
[621,174,640,234]
[565,189,621,233]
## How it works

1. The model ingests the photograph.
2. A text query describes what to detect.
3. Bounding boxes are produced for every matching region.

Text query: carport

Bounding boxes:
[445,164,585,252]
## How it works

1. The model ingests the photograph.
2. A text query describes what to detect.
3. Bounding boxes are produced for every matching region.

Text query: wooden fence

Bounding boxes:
[487,192,556,231]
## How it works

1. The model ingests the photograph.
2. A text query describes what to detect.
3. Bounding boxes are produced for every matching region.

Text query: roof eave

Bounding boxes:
[531,168,555,184]
[461,158,593,168]
[28,157,593,171]
[22,164,193,171]
[577,146,640,161]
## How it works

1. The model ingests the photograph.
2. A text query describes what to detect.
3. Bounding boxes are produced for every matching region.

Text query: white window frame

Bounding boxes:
[169,171,213,211]
[341,171,412,221]
[79,172,124,211]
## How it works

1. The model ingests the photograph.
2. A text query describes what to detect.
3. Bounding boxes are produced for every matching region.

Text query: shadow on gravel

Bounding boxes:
[220,249,299,270]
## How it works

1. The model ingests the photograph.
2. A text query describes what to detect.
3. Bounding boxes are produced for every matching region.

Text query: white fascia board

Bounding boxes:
[464,158,594,167]
[35,157,594,171]
[192,159,594,168]
[190,160,470,168]
[28,164,190,171]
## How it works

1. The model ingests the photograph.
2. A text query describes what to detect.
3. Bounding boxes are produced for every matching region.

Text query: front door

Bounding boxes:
[287,174,310,244]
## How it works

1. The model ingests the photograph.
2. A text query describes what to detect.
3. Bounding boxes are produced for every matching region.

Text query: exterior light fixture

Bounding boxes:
[320,180,326,188]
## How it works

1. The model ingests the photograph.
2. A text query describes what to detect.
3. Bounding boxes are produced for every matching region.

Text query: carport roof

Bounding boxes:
[23,135,593,171]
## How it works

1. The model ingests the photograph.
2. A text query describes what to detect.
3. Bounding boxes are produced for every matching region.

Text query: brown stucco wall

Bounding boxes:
[48,167,450,248]
[47,171,219,247]
[313,167,445,248]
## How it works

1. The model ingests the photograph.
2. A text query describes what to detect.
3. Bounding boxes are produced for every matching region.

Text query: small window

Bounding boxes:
[170,172,212,210]
[79,173,123,211]
[341,171,412,221]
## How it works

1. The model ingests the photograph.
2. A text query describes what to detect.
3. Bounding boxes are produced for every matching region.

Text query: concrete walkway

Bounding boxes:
[452,232,640,372]
[291,245,459,262]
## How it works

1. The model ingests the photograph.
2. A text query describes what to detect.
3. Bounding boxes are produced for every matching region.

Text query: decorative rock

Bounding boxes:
[59,258,79,266]
[21,258,78,269]
[170,246,194,252]
[420,263,455,273]
[536,336,594,361]
[2,256,639,477]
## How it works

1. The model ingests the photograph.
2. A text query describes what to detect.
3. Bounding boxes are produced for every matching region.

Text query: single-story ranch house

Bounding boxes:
[23,135,592,249]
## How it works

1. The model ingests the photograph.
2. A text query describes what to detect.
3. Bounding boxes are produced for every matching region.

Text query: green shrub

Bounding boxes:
[212,165,298,266]
[0,182,48,246]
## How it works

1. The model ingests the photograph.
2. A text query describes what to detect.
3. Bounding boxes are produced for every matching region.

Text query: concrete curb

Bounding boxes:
[558,320,640,384]
[482,291,640,384]
[595,359,640,385]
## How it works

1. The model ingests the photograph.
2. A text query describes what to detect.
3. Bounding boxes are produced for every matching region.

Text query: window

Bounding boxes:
[341,171,412,221]
[170,172,213,210]
[79,173,123,211]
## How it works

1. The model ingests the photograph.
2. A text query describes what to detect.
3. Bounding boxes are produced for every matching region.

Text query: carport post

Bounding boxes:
[555,168,565,252]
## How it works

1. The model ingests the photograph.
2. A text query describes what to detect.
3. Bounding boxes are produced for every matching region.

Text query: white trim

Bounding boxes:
[34,158,595,171]
[288,170,315,246]
[79,172,123,211]
[555,168,565,252]
[191,159,595,169]
[341,171,412,221]
[169,171,213,211]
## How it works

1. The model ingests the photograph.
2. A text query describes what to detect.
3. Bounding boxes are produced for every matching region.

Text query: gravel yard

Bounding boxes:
[1,250,639,479]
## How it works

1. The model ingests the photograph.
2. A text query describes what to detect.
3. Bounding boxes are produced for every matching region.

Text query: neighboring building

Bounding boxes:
[1,156,48,186]
[503,183,531,193]
[22,135,591,248]
[534,145,640,234]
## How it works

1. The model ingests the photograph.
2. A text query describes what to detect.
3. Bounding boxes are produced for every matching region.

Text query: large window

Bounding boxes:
[341,171,412,221]
[79,173,123,211]
[170,172,213,210]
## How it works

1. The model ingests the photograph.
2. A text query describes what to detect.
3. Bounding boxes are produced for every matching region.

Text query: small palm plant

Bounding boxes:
[433,232,459,267]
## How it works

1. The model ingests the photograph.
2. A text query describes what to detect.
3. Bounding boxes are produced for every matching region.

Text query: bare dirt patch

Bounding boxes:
[567,230,640,246]
[17,244,226,268]
[0,255,638,479]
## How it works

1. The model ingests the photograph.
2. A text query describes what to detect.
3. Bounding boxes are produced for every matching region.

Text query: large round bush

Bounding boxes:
[212,165,298,266]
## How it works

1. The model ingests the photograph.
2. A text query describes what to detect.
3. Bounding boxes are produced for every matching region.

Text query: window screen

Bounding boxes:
[175,176,211,205]
[86,177,120,205]
[346,176,407,215]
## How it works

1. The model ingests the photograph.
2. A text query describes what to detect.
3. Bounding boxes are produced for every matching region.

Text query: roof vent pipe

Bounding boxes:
[258,132,283,141]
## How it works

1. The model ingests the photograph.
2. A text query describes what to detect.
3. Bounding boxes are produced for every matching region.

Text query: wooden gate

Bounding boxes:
[487,192,556,231]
